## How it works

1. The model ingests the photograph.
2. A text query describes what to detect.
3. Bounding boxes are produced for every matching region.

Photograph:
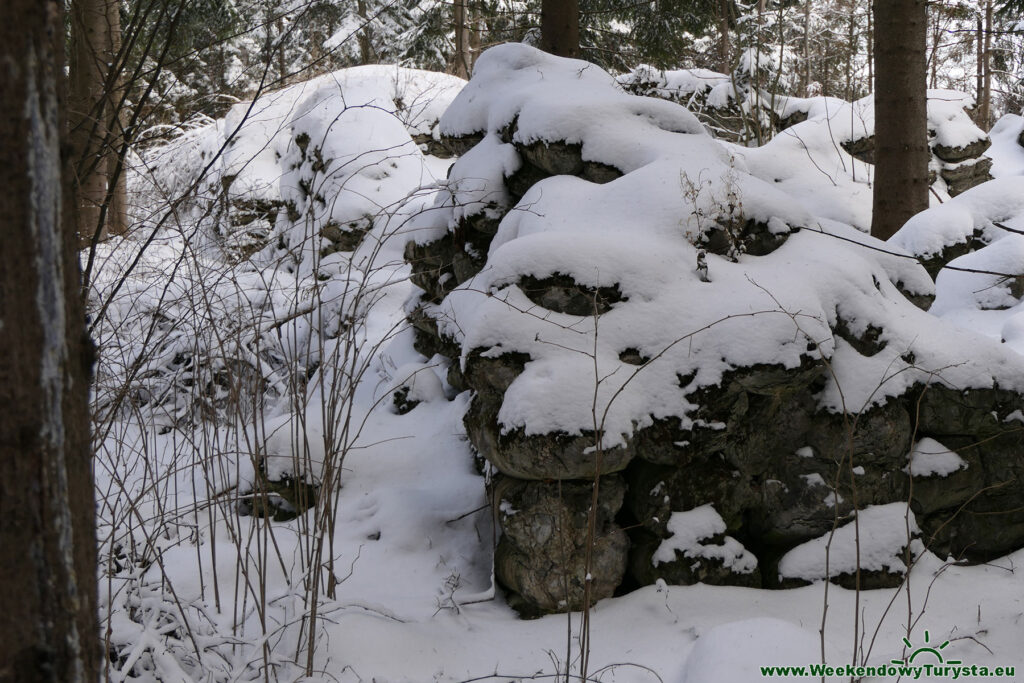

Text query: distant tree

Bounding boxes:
[871,0,930,241]
[0,0,99,681]
[69,0,128,243]
[624,0,725,70]
[541,0,580,57]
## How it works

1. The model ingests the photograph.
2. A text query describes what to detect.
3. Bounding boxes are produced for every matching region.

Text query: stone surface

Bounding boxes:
[895,280,936,311]
[841,136,875,164]
[320,217,370,255]
[941,156,994,197]
[439,132,484,157]
[912,385,1024,560]
[238,468,318,523]
[917,231,987,280]
[493,475,629,614]
[519,140,585,176]
[933,137,991,163]
[629,529,761,588]
[518,273,625,316]
[699,218,796,259]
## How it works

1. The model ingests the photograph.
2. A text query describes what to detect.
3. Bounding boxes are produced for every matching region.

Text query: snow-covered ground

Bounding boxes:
[92,58,1024,683]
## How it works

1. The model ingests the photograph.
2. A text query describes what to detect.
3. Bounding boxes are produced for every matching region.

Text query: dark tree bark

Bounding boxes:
[871,0,930,241]
[0,0,99,681]
[540,0,580,58]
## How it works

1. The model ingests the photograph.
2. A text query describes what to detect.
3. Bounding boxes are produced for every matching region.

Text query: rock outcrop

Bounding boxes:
[403,46,1024,615]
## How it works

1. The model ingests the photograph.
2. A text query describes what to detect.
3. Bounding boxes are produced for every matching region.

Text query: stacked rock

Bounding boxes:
[773,90,993,197]
[403,45,1024,615]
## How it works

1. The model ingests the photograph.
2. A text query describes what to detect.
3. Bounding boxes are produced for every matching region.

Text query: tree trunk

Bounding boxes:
[540,0,579,58]
[717,0,732,73]
[866,4,872,88]
[276,16,288,83]
[452,0,471,77]
[871,0,929,241]
[356,0,375,65]
[69,0,127,245]
[977,15,985,121]
[0,2,99,683]
[106,0,127,237]
[929,5,939,89]
[469,3,482,73]
[981,0,993,129]
[803,0,811,96]
[845,0,855,101]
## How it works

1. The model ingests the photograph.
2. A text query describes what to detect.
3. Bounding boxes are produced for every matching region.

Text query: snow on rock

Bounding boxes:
[1002,313,1024,354]
[773,89,987,163]
[404,44,1024,615]
[386,361,446,414]
[439,44,710,174]
[135,65,464,263]
[893,176,1024,277]
[617,65,745,142]
[617,64,732,103]
[988,113,1024,178]
[104,65,464,429]
[750,89,993,222]
[681,618,834,683]
[778,504,923,588]
[931,234,1024,315]
[905,438,968,478]
[645,505,758,586]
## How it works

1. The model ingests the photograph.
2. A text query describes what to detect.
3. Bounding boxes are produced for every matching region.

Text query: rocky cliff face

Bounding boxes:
[402,45,1024,615]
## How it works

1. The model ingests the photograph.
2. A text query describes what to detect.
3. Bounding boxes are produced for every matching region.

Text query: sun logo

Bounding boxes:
[891,630,962,666]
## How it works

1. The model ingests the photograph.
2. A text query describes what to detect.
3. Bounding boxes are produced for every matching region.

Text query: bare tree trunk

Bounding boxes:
[846,0,855,101]
[867,2,873,89]
[929,5,939,89]
[717,0,732,73]
[803,0,811,95]
[977,15,985,119]
[69,0,126,244]
[540,0,580,58]
[276,17,288,83]
[981,0,993,129]
[871,0,930,241]
[356,0,375,65]
[1,1,98,683]
[106,0,127,236]
[469,2,482,73]
[452,0,471,77]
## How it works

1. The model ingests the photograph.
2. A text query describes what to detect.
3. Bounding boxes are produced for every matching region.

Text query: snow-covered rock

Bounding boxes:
[134,65,464,263]
[403,44,1024,615]
[778,504,923,589]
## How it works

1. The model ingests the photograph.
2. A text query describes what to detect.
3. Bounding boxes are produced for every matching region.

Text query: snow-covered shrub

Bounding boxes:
[91,65,470,682]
